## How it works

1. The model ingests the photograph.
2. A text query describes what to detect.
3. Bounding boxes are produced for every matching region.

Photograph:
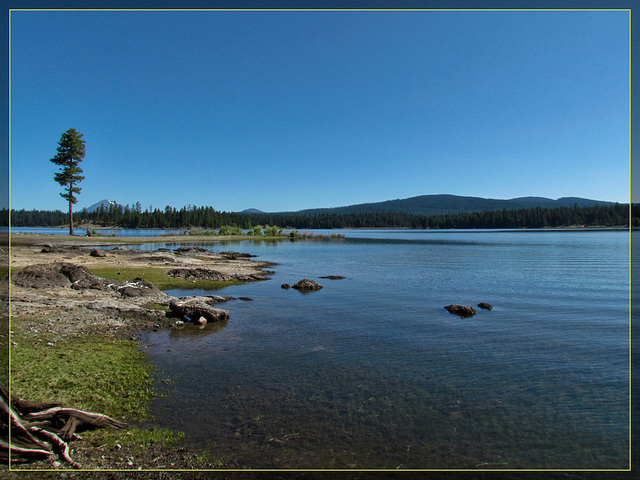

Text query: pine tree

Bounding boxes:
[50,128,86,235]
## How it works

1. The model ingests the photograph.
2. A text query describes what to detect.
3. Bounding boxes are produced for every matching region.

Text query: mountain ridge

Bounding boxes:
[269,194,618,217]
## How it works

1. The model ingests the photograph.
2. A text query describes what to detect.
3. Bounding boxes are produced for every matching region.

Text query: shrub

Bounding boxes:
[263,225,282,237]
[218,225,243,236]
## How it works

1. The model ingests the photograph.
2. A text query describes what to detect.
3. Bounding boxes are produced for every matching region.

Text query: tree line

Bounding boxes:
[3,203,633,230]
[31,128,633,234]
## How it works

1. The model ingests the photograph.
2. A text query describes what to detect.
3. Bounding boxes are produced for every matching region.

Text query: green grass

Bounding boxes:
[11,336,154,422]
[82,425,186,451]
[88,266,243,291]
[0,316,8,386]
[9,330,192,457]
[142,302,171,311]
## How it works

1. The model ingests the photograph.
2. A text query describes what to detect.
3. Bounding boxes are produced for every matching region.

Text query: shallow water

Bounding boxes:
[138,229,630,470]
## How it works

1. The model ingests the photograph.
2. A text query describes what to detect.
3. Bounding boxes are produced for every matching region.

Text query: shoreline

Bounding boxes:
[5,234,275,473]
[7,224,631,234]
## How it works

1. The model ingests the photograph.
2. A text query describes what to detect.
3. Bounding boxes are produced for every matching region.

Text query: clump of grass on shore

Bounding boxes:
[88,266,243,291]
[11,336,153,421]
[0,316,8,386]
[82,425,186,452]
[9,331,189,458]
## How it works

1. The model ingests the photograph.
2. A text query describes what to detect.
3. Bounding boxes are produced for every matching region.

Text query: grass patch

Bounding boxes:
[0,316,8,386]
[142,302,171,311]
[11,336,153,422]
[82,425,185,451]
[88,266,243,291]
[9,323,195,465]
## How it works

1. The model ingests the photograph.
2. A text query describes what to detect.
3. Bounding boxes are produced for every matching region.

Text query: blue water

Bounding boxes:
[138,229,630,470]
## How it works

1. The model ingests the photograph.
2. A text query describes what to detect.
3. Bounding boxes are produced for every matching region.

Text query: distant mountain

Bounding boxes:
[239,208,265,214]
[82,199,116,213]
[273,195,618,217]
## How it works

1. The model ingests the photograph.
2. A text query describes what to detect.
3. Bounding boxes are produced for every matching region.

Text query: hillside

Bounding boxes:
[275,195,617,216]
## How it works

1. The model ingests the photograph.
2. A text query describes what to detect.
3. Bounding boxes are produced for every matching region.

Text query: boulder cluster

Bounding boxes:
[281,279,324,292]
[444,303,493,318]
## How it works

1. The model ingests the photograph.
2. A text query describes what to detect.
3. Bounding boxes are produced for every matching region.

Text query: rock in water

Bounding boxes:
[169,299,230,323]
[292,279,323,292]
[477,302,493,310]
[444,304,477,318]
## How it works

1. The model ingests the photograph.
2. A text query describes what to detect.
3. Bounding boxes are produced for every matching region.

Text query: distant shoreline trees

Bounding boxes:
[3,203,633,231]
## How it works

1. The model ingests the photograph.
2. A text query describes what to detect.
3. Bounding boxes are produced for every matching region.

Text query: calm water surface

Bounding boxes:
[138,230,630,470]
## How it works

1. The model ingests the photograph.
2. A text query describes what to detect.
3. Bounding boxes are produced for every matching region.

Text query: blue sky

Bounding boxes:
[10,9,630,212]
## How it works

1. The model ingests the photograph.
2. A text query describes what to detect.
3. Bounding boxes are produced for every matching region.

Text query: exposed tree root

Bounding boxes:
[1,381,127,468]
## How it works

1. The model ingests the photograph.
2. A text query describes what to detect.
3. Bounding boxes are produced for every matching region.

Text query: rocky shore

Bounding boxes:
[10,236,274,340]
[5,234,277,474]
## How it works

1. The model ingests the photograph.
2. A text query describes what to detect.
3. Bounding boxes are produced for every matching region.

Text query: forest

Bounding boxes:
[2,202,634,231]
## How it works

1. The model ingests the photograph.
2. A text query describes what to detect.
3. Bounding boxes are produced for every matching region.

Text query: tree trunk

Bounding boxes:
[68,197,74,236]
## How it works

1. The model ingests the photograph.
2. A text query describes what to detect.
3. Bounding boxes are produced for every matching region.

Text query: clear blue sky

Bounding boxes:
[10,9,630,212]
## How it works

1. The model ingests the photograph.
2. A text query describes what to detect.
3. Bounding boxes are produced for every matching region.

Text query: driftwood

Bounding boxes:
[0,381,127,467]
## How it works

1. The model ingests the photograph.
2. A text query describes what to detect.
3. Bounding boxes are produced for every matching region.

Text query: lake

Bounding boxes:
[134,229,630,470]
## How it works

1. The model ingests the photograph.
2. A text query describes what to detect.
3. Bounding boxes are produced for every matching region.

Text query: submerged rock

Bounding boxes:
[292,279,323,292]
[477,302,493,311]
[281,284,291,289]
[444,304,477,318]
[319,275,346,280]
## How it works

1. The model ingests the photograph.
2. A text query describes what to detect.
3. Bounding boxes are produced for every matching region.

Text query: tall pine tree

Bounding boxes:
[50,128,86,235]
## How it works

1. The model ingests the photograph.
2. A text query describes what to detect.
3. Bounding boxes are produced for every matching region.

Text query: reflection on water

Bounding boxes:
[139,229,630,470]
